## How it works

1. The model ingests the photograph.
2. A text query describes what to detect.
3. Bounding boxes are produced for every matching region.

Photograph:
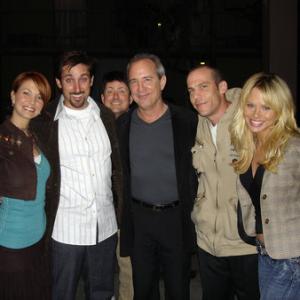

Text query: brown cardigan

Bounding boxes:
[0,119,45,200]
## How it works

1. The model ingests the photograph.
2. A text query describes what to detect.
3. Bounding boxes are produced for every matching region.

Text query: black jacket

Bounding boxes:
[117,104,198,256]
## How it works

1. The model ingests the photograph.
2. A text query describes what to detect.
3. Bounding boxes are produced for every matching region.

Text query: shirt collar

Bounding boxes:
[54,95,100,121]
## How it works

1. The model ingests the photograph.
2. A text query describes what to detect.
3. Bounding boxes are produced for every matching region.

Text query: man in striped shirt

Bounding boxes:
[41,51,123,300]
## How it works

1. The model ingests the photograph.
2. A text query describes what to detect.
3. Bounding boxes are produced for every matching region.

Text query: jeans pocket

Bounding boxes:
[290,256,300,266]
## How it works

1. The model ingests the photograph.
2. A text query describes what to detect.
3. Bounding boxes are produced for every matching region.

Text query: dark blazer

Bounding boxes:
[118,104,198,257]
[31,97,123,247]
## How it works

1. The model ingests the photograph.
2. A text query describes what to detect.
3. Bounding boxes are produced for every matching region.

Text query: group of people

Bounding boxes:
[0,50,299,300]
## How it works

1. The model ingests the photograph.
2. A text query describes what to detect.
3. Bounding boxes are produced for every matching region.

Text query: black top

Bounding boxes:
[240,165,265,234]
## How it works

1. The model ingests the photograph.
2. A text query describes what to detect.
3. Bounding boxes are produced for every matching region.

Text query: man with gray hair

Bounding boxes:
[118,53,198,299]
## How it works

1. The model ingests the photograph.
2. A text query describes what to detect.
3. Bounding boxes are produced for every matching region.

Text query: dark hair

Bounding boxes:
[11,71,51,105]
[101,71,127,93]
[55,50,95,79]
[127,53,165,79]
[188,64,224,84]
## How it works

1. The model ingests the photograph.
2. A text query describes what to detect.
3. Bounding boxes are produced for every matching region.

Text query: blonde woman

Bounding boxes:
[230,72,300,300]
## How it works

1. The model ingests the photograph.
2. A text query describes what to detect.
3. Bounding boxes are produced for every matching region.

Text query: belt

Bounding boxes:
[132,198,179,211]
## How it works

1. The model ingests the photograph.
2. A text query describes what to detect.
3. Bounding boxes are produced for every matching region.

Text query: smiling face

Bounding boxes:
[128,58,166,113]
[244,87,277,140]
[10,79,45,128]
[187,67,228,125]
[101,80,131,118]
[56,63,93,110]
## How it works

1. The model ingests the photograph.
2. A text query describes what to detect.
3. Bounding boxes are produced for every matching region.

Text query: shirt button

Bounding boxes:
[262,194,267,200]
[265,218,270,224]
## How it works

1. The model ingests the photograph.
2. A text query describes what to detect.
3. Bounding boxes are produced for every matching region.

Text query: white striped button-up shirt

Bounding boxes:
[52,96,117,245]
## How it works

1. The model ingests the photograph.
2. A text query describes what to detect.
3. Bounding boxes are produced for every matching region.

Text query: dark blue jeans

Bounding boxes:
[259,253,300,300]
[51,233,117,300]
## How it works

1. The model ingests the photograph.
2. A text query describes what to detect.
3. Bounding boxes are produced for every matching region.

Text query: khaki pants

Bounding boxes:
[117,230,134,300]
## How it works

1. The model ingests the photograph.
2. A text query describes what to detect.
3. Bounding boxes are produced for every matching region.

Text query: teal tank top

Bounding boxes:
[0,152,50,249]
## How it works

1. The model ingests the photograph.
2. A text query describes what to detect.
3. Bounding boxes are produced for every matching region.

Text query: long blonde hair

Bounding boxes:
[230,72,299,173]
